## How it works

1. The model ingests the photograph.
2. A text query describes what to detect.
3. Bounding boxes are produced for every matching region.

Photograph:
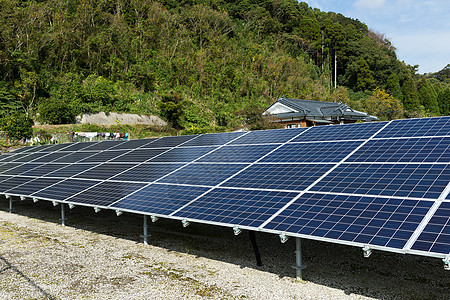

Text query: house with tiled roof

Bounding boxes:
[264,97,378,128]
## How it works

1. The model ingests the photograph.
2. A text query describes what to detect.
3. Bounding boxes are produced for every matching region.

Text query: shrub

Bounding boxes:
[39,98,76,124]
[0,112,34,140]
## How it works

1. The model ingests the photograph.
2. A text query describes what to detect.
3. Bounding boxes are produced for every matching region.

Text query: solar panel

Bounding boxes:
[220,163,334,191]
[263,193,434,249]
[262,141,362,163]
[230,127,307,145]
[111,183,210,215]
[411,202,450,254]
[4,177,61,196]
[66,181,146,207]
[347,137,450,163]
[375,116,450,138]
[173,188,300,227]
[310,163,450,199]
[0,116,448,261]
[110,163,185,182]
[74,163,138,180]
[198,145,278,163]
[32,179,101,201]
[290,122,386,142]
[160,163,249,186]
[181,131,246,147]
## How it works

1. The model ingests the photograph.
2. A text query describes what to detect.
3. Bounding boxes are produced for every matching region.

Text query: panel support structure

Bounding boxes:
[292,238,307,281]
[60,204,66,226]
[141,215,150,245]
[8,196,13,213]
[249,231,262,266]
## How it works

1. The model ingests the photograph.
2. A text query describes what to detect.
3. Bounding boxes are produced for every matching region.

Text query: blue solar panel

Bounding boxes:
[2,153,33,163]
[66,181,146,207]
[198,145,278,163]
[262,141,362,163]
[263,193,434,249]
[83,140,124,151]
[346,137,450,163]
[45,163,98,178]
[160,163,248,186]
[5,177,61,196]
[1,163,41,175]
[111,184,209,215]
[13,152,46,162]
[52,151,97,163]
[230,128,307,145]
[143,135,197,148]
[149,146,217,163]
[0,176,36,193]
[109,138,159,150]
[173,188,300,227]
[291,122,386,142]
[220,163,334,191]
[110,148,168,163]
[20,164,70,177]
[110,163,185,182]
[375,116,450,139]
[31,152,73,163]
[79,150,129,163]
[59,142,96,152]
[0,163,23,173]
[411,202,450,254]
[310,163,450,199]
[32,179,101,201]
[74,163,137,180]
[182,132,246,147]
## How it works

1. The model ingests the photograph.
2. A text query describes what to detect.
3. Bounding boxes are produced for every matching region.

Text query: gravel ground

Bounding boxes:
[0,197,448,299]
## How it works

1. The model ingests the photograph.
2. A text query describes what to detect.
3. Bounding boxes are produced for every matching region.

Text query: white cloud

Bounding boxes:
[354,0,386,10]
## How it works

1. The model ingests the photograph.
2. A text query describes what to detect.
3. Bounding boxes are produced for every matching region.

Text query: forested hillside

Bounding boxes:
[0,0,449,135]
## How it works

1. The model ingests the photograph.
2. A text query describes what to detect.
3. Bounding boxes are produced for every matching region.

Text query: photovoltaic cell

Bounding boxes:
[230,127,307,145]
[5,177,61,196]
[32,179,101,201]
[220,163,334,191]
[291,122,386,142]
[310,163,450,199]
[160,163,248,186]
[150,146,217,163]
[110,148,168,163]
[262,141,362,163]
[112,184,209,215]
[263,193,434,249]
[78,150,129,163]
[45,163,98,178]
[174,188,300,228]
[110,163,185,182]
[83,140,124,151]
[58,142,96,152]
[346,137,450,163]
[74,163,137,180]
[2,153,33,163]
[198,145,278,163]
[0,176,36,193]
[0,163,24,173]
[375,116,450,139]
[13,152,47,162]
[66,181,146,207]
[411,202,450,254]
[182,131,245,147]
[31,152,73,163]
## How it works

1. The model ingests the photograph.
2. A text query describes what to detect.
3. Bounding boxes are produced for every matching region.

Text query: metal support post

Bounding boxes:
[249,231,262,266]
[60,204,66,226]
[292,238,307,280]
[8,196,13,213]
[141,215,150,245]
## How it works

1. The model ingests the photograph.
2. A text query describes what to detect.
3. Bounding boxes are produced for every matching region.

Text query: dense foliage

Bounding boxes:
[0,0,448,133]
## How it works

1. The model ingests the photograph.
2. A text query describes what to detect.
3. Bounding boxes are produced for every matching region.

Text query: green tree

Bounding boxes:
[437,88,450,115]
[417,78,439,115]
[401,75,420,112]
[38,98,76,124]
[355,58,375,91]
[0,112,34,141]
[386,73,402,99]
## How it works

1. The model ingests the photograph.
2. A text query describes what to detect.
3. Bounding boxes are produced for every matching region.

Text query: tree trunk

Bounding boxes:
[334,51,337,88]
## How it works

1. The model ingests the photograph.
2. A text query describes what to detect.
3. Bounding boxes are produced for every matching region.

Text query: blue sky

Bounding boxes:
[303,0,450,74]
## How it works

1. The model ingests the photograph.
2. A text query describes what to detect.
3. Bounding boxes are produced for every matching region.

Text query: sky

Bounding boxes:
[303,0,450,74]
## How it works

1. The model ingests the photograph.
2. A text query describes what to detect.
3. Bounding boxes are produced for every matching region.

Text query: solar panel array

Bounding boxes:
[1,117,449,259]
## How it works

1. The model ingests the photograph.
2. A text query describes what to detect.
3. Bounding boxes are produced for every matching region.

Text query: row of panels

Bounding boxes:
[2,137,449,167]
[0,176,447,255]
[1,162,449,200]
[4,117,450,160]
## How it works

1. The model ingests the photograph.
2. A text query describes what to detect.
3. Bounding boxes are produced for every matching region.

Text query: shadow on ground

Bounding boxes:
[1,196,449,299]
